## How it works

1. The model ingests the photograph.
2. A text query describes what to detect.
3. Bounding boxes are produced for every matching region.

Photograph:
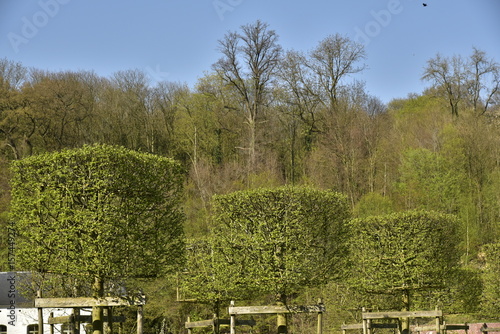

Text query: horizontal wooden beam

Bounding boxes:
[229,304,325,315]
[362,310,442,319]
[48,315,125,324]
[341,323,363,330]
[444,325,469,331]
[372,323,399,329]
[185,319,256,328]
[35,296,145,308]
[414,325,438,331]
[341,323,399,330]
[218,319,256,327]
[185,320,215,328]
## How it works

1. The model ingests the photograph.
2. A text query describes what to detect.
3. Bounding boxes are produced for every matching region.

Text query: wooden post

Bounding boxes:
[37,289,44,334]
[230,301,235,334]
[103,308,109,334]
[108,307,113,334]
[435,306,441,334]
[317,298,323,334]
[137,306,143,334]
[187,317,192,334]
[73,308,80,334]
[212,314,218,334]
[50,312,54,334]
[481,323,488,334]
[362,308,368,334]
[276,300,287,334]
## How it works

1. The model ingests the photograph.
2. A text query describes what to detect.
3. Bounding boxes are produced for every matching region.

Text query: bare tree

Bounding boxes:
[422,48,499,116]
[422,54,466,117]
[306,34,366,111]
[0,58,27,89]
[212,20,282,174]
[466,47,500,114]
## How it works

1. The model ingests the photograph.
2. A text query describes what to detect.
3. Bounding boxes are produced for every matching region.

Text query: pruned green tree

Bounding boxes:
[209,186,349,333]
[348,210,460,330]
[177,236,242,334]
[10,144,185,334]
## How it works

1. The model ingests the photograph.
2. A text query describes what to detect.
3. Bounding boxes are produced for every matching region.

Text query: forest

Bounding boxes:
[1,20,500,334]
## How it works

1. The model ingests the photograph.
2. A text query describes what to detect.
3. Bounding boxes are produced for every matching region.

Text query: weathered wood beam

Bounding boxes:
[341,324,363,330]
[362,310,442,319]
[185,320,215,328]
[371,324,399,329]
[35,296,145,308]
[48,315,126,324]
[229,304,325,315]
[342,323,399,330]
[444,325,469,331]
[185,318,256,328]
[414,325,438,332]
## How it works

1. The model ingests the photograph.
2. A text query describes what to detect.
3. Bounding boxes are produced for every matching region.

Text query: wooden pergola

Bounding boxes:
[34,296,145,334]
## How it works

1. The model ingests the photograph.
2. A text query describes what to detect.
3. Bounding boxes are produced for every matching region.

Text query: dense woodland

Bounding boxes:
[1,20,500,333]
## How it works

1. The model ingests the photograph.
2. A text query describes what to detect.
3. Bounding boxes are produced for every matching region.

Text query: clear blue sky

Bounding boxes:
[1,0,499,103]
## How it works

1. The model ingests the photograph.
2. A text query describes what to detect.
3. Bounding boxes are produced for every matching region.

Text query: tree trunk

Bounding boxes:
[92,277,104,334]
[213,299,220,334]
[37,289,44,334]
[401,289,410,334]
[276,295,287,334]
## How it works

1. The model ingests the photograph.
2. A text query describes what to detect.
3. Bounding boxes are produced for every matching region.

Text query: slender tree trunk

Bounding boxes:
[213,299,220,334]
[92,277,104,334]
[276,294,287,334]
[37,289,44,334]
[401,289,410,334]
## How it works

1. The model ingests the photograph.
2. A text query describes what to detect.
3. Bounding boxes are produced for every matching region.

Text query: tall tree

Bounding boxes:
[20,70,101,151]
[305,34,366,112]
[422,53,466,117]
[422,48,499,116]
[466,47,500,114]
[212,20,282,176]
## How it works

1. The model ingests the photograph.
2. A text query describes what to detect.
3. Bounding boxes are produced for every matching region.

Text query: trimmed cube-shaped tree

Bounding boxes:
[10,144,185,333]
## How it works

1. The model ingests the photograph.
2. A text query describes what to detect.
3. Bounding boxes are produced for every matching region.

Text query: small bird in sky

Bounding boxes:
[422,3,428,6]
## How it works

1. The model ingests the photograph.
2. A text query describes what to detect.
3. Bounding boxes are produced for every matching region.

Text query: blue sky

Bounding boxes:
[1,0,499,103]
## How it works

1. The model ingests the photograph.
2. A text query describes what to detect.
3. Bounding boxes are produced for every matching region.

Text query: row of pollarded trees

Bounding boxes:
[9,144,500,333]
[180,189,468,333]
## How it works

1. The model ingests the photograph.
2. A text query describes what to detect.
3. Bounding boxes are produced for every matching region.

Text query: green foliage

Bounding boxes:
[446,266,483,313]
[395,148,466,213]
[209,186,350,301]
[10,144,185,282]
[479,243,500,317]
[354,192,394,218]
[348,210,460,308]
[178,236,239,306]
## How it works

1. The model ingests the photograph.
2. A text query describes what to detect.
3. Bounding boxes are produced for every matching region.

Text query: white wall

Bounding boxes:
[0,308,89,334]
